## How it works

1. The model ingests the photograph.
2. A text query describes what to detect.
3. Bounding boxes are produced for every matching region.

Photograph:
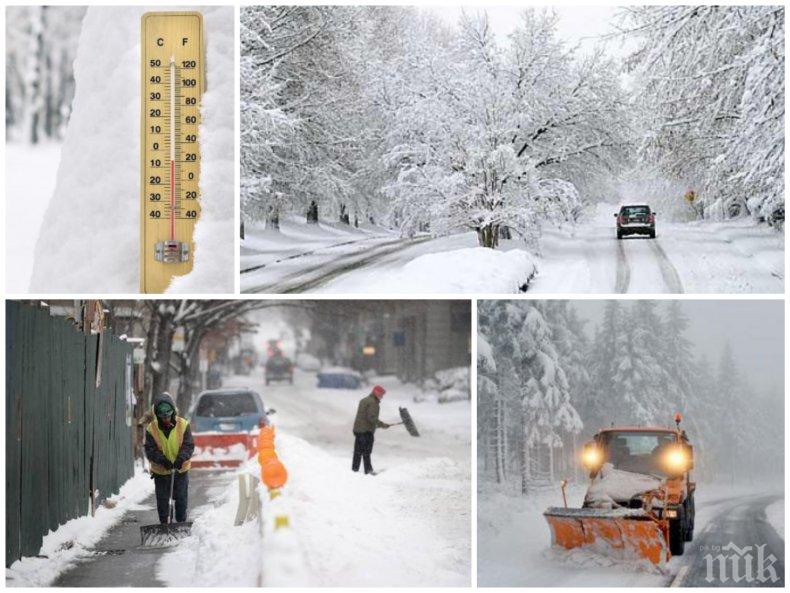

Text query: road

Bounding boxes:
[242,236,431,293]
[531,208,783,294]
[53,471,231,587]
[673,493,784,587]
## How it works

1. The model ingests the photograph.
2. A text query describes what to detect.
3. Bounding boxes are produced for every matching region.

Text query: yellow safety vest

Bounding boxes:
[146,417,191,475]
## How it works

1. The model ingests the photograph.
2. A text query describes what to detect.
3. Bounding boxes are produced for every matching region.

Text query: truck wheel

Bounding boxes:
[617,230,623,240]
[669,506,686,556]
[649,229,656,239]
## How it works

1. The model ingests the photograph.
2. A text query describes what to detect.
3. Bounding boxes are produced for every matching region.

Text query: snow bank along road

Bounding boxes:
[222,370,471,586]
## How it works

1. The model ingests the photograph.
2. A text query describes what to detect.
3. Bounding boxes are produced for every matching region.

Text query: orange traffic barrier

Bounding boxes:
[258,425,288,490]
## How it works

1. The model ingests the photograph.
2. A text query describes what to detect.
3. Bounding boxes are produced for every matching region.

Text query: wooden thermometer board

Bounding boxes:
[140,12,204,293]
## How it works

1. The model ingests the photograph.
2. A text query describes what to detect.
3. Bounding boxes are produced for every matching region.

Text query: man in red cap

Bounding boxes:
[352,384,390,475]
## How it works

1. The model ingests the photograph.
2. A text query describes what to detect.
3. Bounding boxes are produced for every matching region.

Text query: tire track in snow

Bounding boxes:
[649,240,684,294]
[615,240,631,293]
[248,237,430,293]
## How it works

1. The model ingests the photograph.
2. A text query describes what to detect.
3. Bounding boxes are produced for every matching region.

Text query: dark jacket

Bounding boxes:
[353,393,387,434]
[144,392,195,470]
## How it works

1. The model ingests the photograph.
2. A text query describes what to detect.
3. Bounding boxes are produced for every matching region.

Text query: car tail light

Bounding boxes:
[618,216,625,225]
[649,214,655,224]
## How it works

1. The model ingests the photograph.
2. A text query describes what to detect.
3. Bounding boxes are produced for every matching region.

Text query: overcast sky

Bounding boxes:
[571,300,784,395]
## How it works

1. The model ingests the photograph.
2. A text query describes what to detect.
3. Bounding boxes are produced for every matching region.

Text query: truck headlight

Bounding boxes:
[663,447,688,471]
[582,447,603,469]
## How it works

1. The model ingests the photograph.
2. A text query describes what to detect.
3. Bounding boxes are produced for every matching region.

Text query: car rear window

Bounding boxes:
[196,393,259,417]
[621,206,650,216]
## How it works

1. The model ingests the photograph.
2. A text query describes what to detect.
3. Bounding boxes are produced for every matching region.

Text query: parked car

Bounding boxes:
[265,354,294,385]
[316,366,363,389]
[189,388,276,469]
[615,204,656,239]
[190,388,273,433]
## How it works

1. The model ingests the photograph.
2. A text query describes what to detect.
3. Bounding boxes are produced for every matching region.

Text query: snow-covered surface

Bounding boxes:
[418,367,470,403]
[531,203,784,293]
[585,463,663,507]
[28,6,234,293]
[6,468,152,587]
[318,245,537,294]
[192,442,250,462]
[766,498,784,539]
[242,203,780,294]
[157,466,263,587]
[478,480,780,587]
[5,143,62,292]
[175,370,471,586]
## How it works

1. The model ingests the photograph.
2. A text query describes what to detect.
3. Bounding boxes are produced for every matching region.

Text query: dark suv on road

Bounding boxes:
[265,354,294,385]
[615,204,656,239]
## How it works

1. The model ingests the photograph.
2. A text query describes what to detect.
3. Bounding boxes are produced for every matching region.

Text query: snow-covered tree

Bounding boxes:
[5,6,85,143]
[622,6,785,228]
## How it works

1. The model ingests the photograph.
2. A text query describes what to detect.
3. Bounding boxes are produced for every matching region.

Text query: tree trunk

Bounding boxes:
[306,200,319,224]
[494,392,506,484]
[151,314,175,398]
[477,223,500,248]
[268,209,280,230]
[240,220,245,239]
[339,204,350,225]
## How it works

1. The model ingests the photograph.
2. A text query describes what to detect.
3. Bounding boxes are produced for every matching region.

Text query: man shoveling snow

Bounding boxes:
[351,385,391,475]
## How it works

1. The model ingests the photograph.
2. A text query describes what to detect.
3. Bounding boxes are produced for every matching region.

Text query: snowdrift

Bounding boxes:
[585,464,663,507]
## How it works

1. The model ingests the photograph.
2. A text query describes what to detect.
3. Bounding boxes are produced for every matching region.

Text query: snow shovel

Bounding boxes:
[388,407,420,437]
[140,471,192,547]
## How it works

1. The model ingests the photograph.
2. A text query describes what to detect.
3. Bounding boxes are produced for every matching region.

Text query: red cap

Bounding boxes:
[372,385,386,397]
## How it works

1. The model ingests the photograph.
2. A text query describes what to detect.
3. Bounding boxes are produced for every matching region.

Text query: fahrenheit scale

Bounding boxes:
[140,12,204,293]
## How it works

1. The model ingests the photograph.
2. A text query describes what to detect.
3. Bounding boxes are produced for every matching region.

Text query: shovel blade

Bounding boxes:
[398,407,420,437]
[140,522,193,548]
[544,507,668,566]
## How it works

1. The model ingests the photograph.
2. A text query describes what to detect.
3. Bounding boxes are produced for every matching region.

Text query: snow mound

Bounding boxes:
[6,468,152,587]
[417,367,470,403]
[543,545,662,575]
[765,498,784,539]
[348,247,536,294]
[29,6,233,293]
[585,464,662,507]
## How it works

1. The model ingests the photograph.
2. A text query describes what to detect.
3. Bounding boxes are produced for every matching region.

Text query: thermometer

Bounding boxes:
[140,12,204,293]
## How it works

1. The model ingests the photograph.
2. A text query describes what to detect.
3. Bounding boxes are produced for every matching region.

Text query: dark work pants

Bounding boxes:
[153,472,189,523]
[352,431,375,474]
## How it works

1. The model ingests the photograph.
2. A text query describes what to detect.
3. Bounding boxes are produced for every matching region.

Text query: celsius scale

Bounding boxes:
[140,12,204,293]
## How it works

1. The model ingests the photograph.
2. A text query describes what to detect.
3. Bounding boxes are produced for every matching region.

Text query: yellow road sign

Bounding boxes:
[140,12,204,293]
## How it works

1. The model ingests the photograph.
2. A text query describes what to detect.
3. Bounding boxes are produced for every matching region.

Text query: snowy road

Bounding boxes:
[241,206,782,294]
[531,205,784,294]
[243,235,431,293]
[674,492,784,587]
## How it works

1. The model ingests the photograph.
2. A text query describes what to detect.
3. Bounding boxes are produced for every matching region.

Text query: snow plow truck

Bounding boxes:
[544,413,695,567]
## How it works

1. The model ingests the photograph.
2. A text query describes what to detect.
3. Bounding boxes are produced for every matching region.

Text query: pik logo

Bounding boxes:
[703,542,780,584]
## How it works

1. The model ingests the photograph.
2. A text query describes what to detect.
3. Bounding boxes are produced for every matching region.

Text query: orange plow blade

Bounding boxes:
[544,507,669,567]
[191,432,257,469]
